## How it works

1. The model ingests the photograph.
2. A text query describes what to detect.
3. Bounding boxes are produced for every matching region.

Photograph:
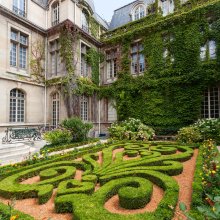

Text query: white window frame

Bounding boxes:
[10,28,28,70]
[161,0,174,17]
[13,0,26,17]
[163,34,174,63]
[10,89,25,123]
[80,42,90,77]
[108,100,117,122]
[132,4,146,21]
[49,39,61,76]
[202,87,220,119]
[52,1,60,26]
[131,42,145,75]
[82,10,89,32]
[52,92,60,128]
[200,40,217,61]
[106,49,117,80]
[80,96,89,121]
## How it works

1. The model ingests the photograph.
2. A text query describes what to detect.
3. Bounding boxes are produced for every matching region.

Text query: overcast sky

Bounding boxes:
[94,0,132,22]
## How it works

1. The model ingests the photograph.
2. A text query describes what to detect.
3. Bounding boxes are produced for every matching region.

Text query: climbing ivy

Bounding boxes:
[59,24,75,84]
[86,48,104,85]
[99,0,220,134]
[74,77,99,96]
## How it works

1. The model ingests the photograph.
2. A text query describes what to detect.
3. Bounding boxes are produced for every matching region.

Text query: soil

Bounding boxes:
[0,190,72,220]
[172,149,199,220]
[0,148,198,220]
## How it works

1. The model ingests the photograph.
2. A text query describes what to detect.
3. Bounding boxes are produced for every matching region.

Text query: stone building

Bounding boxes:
[0,0,219,134]
[0,0,109,134]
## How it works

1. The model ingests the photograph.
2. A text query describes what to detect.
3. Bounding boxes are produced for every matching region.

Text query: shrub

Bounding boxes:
[178,119,220,144]
[44,128,72,145]
[61,117,93,142]
[194,119,220,144]
[109,118,155,141]
[177,126,202,144]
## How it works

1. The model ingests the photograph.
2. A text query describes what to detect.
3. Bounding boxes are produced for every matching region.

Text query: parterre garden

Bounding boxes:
[0,140,204,220]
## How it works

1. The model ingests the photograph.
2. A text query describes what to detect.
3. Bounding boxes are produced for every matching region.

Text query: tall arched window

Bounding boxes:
[133,5,145,21]
[80,96,88,121]
[10,89,25,122]
[52,2,59,26]
[82,10,89,32]
[52,92,60,128]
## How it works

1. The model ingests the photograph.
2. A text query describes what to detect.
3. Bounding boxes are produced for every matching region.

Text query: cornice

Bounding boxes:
[47,19,103,47]
[0,4,46,35]
[0,5,103,46]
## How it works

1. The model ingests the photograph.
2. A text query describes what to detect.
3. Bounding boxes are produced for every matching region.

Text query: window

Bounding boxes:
[81,43,90,77]
[108,100,117,122]
[52,92,60,128]
[200,40,216,61]
[50,40,61,76]
[52,2,59,26]
[202,87,220,119]
[180,0,188,5]
[10,29,28,70]
[209,41,217,59]
[13,0,26,17]
[161,0,174,16]
[106,49,117,79]
[10,89,25,123]
[82,10,89,32]
[163,33,174,63]
[131,42,145,74]
[80,96,88,121]
[133,5,145,21]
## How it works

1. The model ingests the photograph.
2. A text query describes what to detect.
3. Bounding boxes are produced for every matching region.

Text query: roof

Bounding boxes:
[94,13,109,30]
[81,0,109,29]
[31,0,108,29]
[109,0,155,30]
[32,0,48,8]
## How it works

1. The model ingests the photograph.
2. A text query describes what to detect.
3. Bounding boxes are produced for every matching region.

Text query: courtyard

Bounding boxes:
[1,0,220,219]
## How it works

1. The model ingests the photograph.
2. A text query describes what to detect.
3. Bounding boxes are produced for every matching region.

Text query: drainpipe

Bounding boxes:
[98,48,101,136]
[74,0,76,24]
[44,7,48,128]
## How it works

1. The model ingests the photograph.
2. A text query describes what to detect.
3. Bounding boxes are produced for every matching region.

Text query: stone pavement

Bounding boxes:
[0,132,46,165]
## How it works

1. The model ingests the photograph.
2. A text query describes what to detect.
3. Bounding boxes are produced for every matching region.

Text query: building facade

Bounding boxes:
[0,0,220,134]
[0,0,110,133]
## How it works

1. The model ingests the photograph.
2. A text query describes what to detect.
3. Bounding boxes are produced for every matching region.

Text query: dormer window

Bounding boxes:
[82,10,89,32]
[161,0,174,16]
[133,5,146,21]
[52,2,59,26]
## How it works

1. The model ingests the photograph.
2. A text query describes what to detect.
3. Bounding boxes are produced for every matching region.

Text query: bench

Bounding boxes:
[154,135,176,141]
[2,127,42,144]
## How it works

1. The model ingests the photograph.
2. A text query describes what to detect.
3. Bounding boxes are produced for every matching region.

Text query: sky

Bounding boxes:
[94,0,133,22]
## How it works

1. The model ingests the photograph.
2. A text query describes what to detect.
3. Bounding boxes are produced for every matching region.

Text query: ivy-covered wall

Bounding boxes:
[100,0,220,134]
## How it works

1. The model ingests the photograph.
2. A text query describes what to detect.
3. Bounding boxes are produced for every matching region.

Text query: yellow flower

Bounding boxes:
[211,170,216,174]
[10,215,19,220]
